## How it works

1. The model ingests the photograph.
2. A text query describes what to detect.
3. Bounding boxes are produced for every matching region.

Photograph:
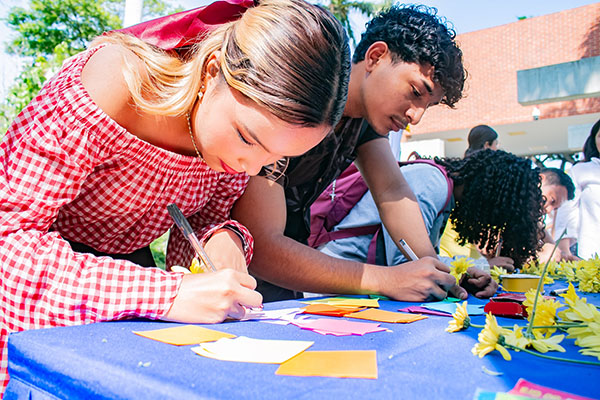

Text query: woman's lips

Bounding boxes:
[221,161,239,174]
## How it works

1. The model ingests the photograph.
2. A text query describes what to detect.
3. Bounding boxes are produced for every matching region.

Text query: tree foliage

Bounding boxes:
[319,0,394,46]
[1,0,181,136]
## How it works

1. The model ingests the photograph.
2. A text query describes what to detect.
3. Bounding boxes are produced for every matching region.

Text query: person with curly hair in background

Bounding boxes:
[318,150,545,296]
[232,4,498,303]
[554,119,600,260]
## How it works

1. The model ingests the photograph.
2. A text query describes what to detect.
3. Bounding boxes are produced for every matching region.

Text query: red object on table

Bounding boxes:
[484,300,528,319]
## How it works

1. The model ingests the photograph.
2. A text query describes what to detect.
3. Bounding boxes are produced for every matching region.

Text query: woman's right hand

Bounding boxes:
[486,256,515,273]
[163,269,263,323]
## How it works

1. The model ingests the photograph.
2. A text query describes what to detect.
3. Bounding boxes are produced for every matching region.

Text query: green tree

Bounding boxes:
[0,0,181,136]
[320,0,394,46]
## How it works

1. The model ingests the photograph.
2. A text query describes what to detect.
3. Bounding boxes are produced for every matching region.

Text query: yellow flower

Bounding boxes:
[446,301,470,333]
[521,260,537,275]
[471,313,512,361]
[450,257,473,282]
[189,257,208,274]
[523,289,562,337]
[503,325,529,349]
[559,282,579,307]
[529,332,566,353]
[576,259,600,293]
[490,266,507,284]
[558,261,576,281]
[502,326,565,354]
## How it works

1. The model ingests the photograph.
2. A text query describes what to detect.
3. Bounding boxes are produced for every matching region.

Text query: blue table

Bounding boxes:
[6,282,600,399]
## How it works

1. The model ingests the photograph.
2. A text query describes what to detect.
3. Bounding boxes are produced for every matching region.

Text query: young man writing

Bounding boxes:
[231,5,497,302]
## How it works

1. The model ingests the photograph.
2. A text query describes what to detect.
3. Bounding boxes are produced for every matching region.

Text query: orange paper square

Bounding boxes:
[302,304,364,317]
[345,308,427,323]
[133,325,236,345]
[276,350,377,379]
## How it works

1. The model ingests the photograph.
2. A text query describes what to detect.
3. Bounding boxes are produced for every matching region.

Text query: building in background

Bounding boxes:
[401,3,600,167]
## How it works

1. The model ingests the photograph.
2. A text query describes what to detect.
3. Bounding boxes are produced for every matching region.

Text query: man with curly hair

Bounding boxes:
[319,150,546,275]
[232,5,497,302]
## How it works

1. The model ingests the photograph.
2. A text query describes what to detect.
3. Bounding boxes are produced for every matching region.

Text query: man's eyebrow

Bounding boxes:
[240,122,274,153]
[422,79,433,94]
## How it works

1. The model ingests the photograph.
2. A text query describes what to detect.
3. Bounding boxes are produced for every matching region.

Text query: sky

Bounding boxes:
[1,0,599,99]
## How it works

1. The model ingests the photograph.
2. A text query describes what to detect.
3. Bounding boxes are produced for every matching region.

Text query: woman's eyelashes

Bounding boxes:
[236,129,254,146]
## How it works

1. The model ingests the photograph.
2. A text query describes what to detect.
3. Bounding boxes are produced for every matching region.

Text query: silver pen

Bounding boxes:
[167,203,217,273]
[398,239,419,262]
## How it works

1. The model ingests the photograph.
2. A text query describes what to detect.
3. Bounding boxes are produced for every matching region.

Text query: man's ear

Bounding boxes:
[364,41,390,73]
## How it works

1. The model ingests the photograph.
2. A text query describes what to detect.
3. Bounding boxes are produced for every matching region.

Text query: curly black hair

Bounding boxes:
[583,119,600,161]
[352,4,466,107]
[434,150,545,268]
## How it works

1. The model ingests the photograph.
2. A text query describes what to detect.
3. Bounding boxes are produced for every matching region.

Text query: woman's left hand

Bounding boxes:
[203,229,248,273]
[460,267,498,298]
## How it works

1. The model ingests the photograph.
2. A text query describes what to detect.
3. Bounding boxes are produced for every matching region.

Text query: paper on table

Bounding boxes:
[292,318,387,336]
[346,308,428,323]
[419,302,485,316]
[509,378,596,400]
[239,307,301,321]
[191,336,313,364]
[301,304,365,317]
[398,306,453,317]
[276,350,378,379]
[302,297,380,308]
[133,325,235,345]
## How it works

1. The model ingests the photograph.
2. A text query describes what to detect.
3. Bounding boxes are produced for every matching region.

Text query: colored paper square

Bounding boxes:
[133,325,235,345]
[276,350,378,379]
[346,308,427,323]
[292,318,386,336]
[303,297,380,308]
[191,336,313,364]
[301,304,364,317]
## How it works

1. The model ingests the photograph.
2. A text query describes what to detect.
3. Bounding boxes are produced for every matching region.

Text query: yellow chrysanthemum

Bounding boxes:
[450,257,473,282]
[189,257,208,274]
[560,292,600,324]
[446,301,470,333]
[521,260,539,275]
[576,259,600,293]
[523,289,562,337]
[557,261,576,281]
[504,325,565,353]
[559,282,579,307]
[471,313,512,361]
[490,266,507,284]
[503,325,529,349]
[529,332,566,353]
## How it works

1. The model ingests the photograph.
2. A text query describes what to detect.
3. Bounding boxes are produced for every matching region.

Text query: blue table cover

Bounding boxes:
[6,281,600,399]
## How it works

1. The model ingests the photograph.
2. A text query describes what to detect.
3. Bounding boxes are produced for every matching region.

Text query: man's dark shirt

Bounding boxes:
[256,117,381,301]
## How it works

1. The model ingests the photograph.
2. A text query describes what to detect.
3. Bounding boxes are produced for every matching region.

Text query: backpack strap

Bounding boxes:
[309,159,454,266]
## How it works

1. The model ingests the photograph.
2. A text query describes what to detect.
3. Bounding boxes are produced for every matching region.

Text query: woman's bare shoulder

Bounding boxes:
[80,44,142,122]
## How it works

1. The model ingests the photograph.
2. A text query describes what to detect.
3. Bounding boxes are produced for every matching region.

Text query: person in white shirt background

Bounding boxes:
[555,119,600,260]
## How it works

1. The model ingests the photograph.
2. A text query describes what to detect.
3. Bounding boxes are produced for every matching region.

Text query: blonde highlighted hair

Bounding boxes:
[92,0,350,128]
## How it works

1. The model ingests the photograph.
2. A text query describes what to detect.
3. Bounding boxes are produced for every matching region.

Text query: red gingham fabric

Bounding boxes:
[0,45,253,394]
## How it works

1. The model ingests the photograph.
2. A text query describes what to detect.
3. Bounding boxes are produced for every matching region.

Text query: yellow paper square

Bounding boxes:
[345,308,427,323]
[304,297,379,308]
[276,350,377,379]
[133,325,235,345]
